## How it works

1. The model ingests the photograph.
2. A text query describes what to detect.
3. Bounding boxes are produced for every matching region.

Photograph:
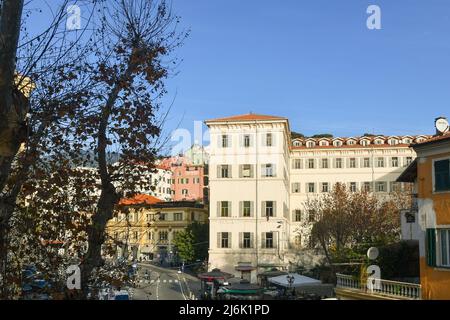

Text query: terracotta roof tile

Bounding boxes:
[119,194,163,205]
[413,132,450,147]
[206,113,287,123]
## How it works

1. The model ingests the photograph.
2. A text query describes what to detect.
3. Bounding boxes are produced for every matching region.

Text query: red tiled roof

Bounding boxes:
[291,143,412,150]
[119,194,163,205]
[206,113,287,123]
[413,132,450,147]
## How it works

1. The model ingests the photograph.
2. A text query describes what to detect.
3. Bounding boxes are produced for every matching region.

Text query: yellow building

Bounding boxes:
[106,195,208,263]
[398,118,450,299]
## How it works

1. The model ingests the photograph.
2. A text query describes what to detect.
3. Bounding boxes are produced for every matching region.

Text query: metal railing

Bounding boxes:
[336,273,421,300]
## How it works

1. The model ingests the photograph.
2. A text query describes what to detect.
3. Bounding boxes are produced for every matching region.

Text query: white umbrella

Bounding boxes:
[268,273,321,288]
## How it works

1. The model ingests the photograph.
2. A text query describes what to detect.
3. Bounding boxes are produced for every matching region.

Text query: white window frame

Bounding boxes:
[437,229,450,268]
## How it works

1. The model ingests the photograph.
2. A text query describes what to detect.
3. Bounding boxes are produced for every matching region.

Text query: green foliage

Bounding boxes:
[291,131,304,139]
[173,222,209,263]
[310,133,334,138]
[173,230,195,263]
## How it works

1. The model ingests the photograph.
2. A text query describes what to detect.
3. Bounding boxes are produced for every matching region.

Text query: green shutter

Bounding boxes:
[426,228,437,267]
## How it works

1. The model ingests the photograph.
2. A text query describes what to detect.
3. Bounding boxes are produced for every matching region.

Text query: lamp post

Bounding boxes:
[286,274,295,296]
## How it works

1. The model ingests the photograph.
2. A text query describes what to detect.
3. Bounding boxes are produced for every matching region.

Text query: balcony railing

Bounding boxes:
[336,273,421,300]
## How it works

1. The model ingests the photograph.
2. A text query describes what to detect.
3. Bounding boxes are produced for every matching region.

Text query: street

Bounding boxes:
[132,263,202,300]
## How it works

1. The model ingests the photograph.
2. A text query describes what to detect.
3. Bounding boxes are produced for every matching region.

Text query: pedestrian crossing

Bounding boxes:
[140,279,179,284]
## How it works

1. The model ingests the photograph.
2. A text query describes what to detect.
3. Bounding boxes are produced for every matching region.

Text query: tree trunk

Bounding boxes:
[0,0,26,164]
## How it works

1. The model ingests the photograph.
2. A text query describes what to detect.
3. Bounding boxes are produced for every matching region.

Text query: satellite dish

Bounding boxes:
[367,247,379,260]
[435,117,449,134]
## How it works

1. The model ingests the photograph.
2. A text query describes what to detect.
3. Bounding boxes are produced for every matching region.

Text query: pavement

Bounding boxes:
[131,263,202,300]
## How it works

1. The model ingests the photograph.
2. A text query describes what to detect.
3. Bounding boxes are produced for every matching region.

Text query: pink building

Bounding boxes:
[160,156,206,202]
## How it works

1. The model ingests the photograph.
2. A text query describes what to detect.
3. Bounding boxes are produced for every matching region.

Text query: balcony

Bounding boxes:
[336,273,421,300]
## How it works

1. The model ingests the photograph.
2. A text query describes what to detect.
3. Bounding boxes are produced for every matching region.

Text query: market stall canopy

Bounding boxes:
[198,268,234,281]
[268,273,321,288]
[218,280,262,295]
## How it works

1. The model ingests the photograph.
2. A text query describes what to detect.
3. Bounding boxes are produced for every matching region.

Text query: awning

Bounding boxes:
[268,273,321,288]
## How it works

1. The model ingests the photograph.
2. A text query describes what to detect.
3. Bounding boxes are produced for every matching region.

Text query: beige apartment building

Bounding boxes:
[205,113,430,283]
[106,195,208,263]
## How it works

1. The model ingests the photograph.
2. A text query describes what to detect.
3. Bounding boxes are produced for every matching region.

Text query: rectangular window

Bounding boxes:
[307,183,315,193]
[182,189,188,195]
[308,159,315,169]
[242,201,252,217]
[266,133,273,147]
[159,213,166,221]
[363,182,372,192]
[377,157,385,168]
[293,210,302,222]
[376,181,387,192]
[363,158,371,168]
[220,201,230,217]
[265,201,274,217]
[220,232,230,248]
[322,182,329,193]
[265,232,274,249]
[159,231,168,241]
[434,159,450,192]
[350,182,357,193]
[219,165,231,178]
[293,159,302,169]
[240,164,253,178]
[243,232,252,249]
[405,157,413,167]
[335,158,343,169]
[243,135,251,148]
[292,183,300,193]
[221,135,229,148]
[391,157,399,167]
[349,158,357,168]
[174,213,183,221]
[262,164,276,177]
[322,158,329,169]
[438,229,450,267]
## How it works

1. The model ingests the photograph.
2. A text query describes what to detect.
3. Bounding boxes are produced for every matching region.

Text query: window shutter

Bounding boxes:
[261,201,266,217]
[217,165,221,178]
[218,135,222,148]
[239,201,243,217]
[250,165,254,178]
[239,232,243,248]
[426,228,437,267]
[271,134,276,147]
[239,165,243,178]
[261,232,266,248]
[273,232,278,249]
[272,164,277,177]
[228,201,232,217]
[239,135,243,147]
[228,165,232,178]
[250,201,254,217]
[250,233,254,248]
[217,233,221,248]
[217,201,221,217]
[273,201,277,217]
[228,233,232,248]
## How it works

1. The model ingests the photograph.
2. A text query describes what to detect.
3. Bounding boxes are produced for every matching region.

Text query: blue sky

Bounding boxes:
[163,0,450,139]
[29,1,450,142]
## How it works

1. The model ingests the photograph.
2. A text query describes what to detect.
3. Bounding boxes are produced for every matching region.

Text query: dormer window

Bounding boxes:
[293,140,302,147]
[306,141,315,148]
[388,139,398,146]
[416,137,426,143]
[374,139,384,145]
[319,140,329,146]
[347,140,356,145]
[333,140,342,147]
[403,138,412,144]
[360,140,370,146]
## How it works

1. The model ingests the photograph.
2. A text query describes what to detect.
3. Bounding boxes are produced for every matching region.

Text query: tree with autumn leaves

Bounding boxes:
[302,183,411,269]
[0,0,187,299]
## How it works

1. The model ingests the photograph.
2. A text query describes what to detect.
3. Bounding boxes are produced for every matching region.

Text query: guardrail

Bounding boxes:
[336,273,421,300]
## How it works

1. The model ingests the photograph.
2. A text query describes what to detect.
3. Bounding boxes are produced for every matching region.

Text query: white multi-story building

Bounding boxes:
[205,113,430,283]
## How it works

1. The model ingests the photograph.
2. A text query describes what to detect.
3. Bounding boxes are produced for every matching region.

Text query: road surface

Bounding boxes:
[131,263,201,300]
